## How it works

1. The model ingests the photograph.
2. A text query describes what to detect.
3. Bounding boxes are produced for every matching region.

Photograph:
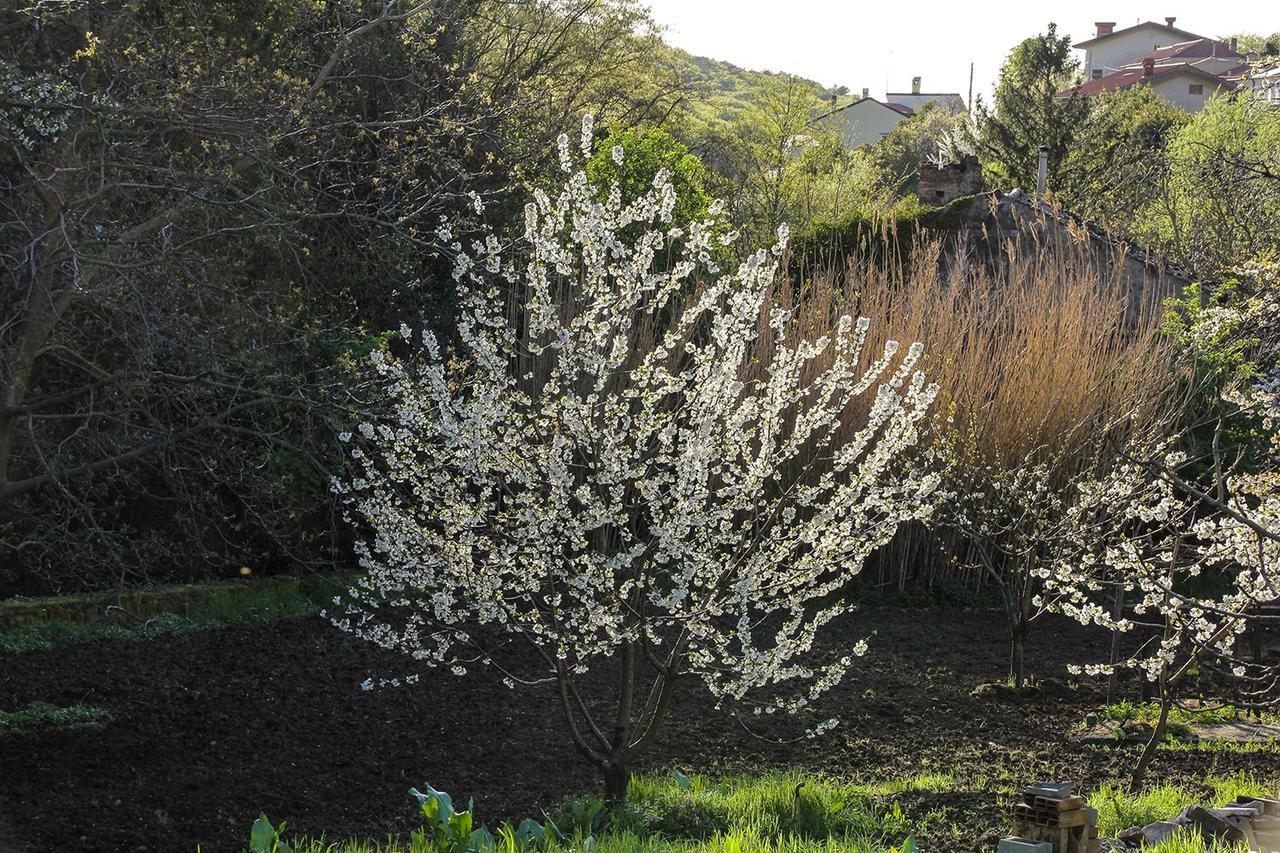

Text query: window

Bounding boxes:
[1189,83,1204,95]
[1092,69,1103,79]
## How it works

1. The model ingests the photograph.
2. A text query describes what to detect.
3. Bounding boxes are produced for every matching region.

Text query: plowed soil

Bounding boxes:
[1,609,1273,852]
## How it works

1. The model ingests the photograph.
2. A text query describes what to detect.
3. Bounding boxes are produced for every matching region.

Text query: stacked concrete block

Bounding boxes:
[1007,783,1100,853]
[997,838,1052,853]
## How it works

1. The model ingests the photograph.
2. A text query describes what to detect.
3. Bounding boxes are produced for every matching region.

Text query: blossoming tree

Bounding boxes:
[1039,265,1280,787]
[329,117,940,800]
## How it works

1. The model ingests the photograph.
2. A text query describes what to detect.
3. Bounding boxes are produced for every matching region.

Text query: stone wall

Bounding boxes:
[918,156,983,207]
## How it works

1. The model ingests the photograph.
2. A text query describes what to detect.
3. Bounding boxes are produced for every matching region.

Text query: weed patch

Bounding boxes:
[0,701,110,735]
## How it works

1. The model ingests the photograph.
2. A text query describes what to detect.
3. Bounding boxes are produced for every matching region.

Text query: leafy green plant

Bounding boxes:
[411,784,494,852]
[250,814,295,853]
[0,701,110,734]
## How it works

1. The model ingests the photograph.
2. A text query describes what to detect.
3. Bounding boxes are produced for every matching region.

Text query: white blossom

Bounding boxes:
[332,117,939,742]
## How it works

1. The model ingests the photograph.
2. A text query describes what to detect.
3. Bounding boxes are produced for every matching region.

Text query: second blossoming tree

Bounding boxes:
[331,117,940,800]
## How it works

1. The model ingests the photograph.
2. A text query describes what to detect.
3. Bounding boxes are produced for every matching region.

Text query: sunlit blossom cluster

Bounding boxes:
[1039,265,1280,691]
[1044,456,1278,688]
[329,116,940,725]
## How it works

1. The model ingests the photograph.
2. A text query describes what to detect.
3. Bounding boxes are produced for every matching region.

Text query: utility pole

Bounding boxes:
[968,61,974,115]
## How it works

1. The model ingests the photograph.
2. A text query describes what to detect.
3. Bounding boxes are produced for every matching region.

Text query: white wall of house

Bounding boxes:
[1084,24,1182,77]
[883,93,965,113]
[815,99,907,148]
[1246,66,1280,107]
[1149,72,1231,111]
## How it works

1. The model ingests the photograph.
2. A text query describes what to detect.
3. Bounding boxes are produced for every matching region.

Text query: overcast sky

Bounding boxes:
[642,1,1272,104]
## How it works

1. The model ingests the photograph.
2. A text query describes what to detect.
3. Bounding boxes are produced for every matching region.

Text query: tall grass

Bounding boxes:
[751,233,1184,589]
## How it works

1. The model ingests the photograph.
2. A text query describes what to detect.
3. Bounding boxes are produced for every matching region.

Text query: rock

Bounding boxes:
[1118,820,1180,846]
[971,682,1040,700]
[1037,677,1072,697]
[997,839,1052,853]
[1252,814,1280,850]
[1180,805,1248,842]
[1244,796,1280,817]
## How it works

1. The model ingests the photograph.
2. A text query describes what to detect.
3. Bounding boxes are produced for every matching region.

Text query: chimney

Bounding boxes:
[830,92,838,108]
[1095,21,1115,37]
[1230,37,1239,54]
[1143,57,1155,77]
[911,76,921,94]
[1164,16,1176,27]
[861,87,870,99]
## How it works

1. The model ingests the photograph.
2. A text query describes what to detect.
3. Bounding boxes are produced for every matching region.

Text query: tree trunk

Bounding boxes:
[1131,681,1171,790]
[1011,626,1027,690]
[603,758,630,804]
[1008,567,1035,690]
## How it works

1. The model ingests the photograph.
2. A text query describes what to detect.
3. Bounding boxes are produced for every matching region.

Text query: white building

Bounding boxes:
[885,77,966,113]
[1064,18,1244,112]
[813,96,914,148]
[1241,62,1280,107]
[1074,18,1209,79]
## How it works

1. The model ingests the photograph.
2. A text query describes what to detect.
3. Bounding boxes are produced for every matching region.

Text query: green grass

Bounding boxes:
[1160,738,1280,754]
[0,701,111,734]
[274,830,912,853]
[0,582,327,654]
[254,771,1280,853]
[1099,701,1279,738]
[1144,830,1246,853]
[1087,773,1277,837]
[606,770,941,841]
[252,773,951,853]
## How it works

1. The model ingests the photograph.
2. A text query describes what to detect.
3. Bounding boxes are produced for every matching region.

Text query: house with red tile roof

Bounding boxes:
[1074,18,1208,80]
[1063,18,1243,111]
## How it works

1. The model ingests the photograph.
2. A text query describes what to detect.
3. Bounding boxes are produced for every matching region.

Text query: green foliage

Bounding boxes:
[1159,739,1280,755]
[408,784,545,853]
[251,773,953,852]
[976,23,1091,191]
[1061,86,1189,232]
[250,814,295,853]
[872,106,974,198]
[694,77,902,243]
[586,127,714,231]
[0,701,111,735]
[1228,33,1280,57]
[0,0,694,597]
[596,771,915,840]
[1100,701,1275,738]
[1162,95,1280,274]
[1145,830,1246,853]
[659,53,828,145]
[1160,256,1280,481]
[1163,266,1273,384]
[0,581,329,653]
[1056,89,1280,276]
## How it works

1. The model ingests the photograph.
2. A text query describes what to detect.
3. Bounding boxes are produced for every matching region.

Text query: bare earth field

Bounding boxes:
[1,608,1275,852]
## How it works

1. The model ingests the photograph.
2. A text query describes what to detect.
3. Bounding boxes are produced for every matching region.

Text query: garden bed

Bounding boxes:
[1,608,1276,852]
